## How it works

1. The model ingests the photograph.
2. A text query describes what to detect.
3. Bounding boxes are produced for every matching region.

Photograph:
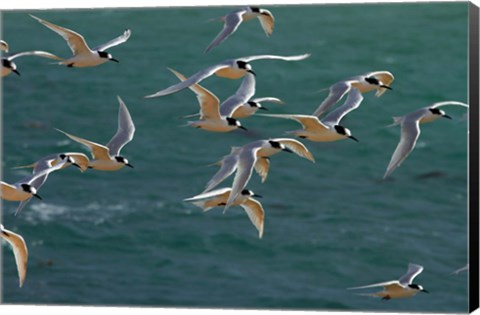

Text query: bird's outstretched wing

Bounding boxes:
[106,96,135,157]
[398,263,424,285]
[93,29,131,52]
[321,88,363,126]
[383,118,421,179]
[312,81,351,117]
[274,138,315,162]
[0,224,28,287]
[220,72,256,117]
[56,129,110,160]
[204,9,245,53]
[30,15,91,55]
[240,198,265,238]
[204,147,241,192]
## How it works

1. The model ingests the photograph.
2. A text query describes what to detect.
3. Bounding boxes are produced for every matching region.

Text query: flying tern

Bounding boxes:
[205,6,274,53]
[144,53,310,98]
[1,157,69,204]
[14,152,90,173]
[169,68,248,132]
[204,138,314,210]
[12,153,88,215]
[313,71,394,117]
[30,14,131,68]
[1,50,62,77]
[259,88,363,142]
[348,263,428,300]
[184,187,265,238]
[56,96,135,171]
[383,101,468,179]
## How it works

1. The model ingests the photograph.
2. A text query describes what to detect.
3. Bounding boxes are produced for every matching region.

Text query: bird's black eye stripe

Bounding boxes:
[365,77,380,85]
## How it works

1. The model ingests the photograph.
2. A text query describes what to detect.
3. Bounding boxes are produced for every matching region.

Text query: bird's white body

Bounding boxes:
[286,124,347,142]
[59,52,109,68]
[184,187,265,238]
[56,96,135,171]
[187,120,240,132]
[360,283,422,299]
[0,224,28,287]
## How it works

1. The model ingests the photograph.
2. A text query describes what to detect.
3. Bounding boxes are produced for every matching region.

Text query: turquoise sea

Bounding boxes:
[0,2,469,313]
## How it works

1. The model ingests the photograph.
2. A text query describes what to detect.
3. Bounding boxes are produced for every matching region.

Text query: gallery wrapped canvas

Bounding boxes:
[0,1,477,314]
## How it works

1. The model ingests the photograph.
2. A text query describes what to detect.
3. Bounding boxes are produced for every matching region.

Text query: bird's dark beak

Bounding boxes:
[72,162,82,169]
[253,194,262,198]
[349,135,359,142]
[33,193,42,200]
[13,69,20,76]
[239,126,248,131]
[380,85,392,90]
[259,106,268,111]
[247,69,256,76]
[282,147,294,153]
[110,58,119,63]
[126,163,134,168]
[443,115,452,120]
[421,289,429,293]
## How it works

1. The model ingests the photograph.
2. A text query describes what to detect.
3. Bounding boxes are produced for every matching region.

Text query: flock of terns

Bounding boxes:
[0,6,469,303]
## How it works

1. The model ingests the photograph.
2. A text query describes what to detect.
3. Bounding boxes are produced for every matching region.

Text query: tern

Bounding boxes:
[14,152,90,172]
[1,50,62,77]
[184,187,265,238]
[169,68,248,132]
[348,263,428,300]
[0,224,28,287]
[1,157,69,203]
[30,14,131,68]
[259,88,363,142]
[383,101,468,179]
[144,53,310,98]
[12,153,88,215]
[313,71,394,117]
[227,97,283,118]
[56,96,135,171]
[204,138,315,210]
[205,6,274,53]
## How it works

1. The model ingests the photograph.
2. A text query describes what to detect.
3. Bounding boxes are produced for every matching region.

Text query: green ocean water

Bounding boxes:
[0,2,469,313]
